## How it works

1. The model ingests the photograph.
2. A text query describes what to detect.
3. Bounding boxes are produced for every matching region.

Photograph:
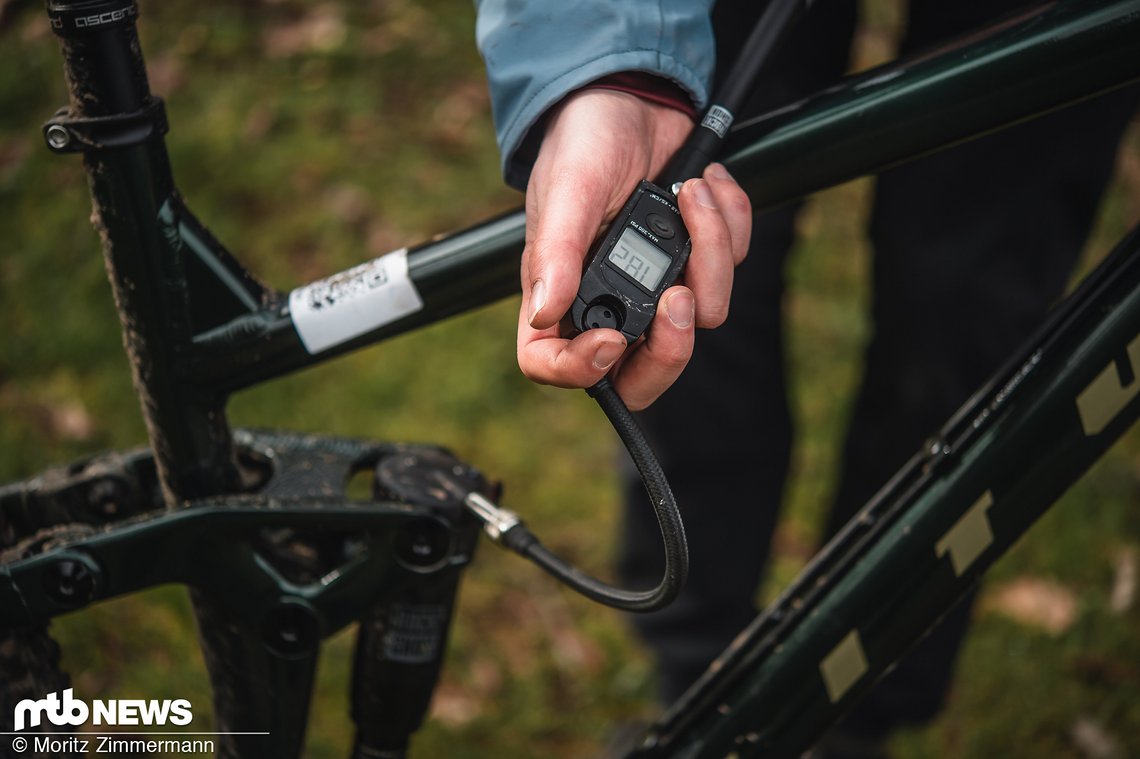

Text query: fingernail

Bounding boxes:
[707,162,731,181]
[665,291,695,328]
[693,179,717,209]
[528,279,547,326]
[593,341,626,370]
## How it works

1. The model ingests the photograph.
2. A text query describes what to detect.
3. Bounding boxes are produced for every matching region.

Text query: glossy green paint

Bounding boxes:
[192,0,1140,393]
[12,0,1140,756]
[724,0,1140,210]
[632,223,1140,758]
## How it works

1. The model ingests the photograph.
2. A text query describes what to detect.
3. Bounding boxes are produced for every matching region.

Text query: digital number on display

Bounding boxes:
[607,228,672,292]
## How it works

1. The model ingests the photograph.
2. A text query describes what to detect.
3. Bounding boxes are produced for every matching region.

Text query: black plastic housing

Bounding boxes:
[567,180,692,343]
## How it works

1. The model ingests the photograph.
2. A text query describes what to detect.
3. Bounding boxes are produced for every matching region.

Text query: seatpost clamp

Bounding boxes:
[42,97,169,154]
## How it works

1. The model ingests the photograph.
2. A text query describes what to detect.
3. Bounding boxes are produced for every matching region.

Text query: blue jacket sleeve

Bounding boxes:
[474,0,715,189]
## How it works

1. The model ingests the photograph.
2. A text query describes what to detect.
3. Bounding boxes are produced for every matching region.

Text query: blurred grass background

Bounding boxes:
[1,0,1138,756]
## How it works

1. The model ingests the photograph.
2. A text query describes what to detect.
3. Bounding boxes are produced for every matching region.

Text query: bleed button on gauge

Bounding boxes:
[584,303,622,331]
[646,213,675,239]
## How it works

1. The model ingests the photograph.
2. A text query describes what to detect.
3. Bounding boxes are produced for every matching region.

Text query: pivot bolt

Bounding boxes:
[262,602,320,658]
[45,124,71,150]
[394,518,451,571]
[44,558,97,608]
[87,478,123,517]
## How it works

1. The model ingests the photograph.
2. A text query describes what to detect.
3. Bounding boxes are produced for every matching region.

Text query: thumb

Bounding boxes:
[525,170,615,330]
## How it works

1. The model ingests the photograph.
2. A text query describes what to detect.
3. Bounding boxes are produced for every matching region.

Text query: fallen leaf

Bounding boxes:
[263,4,347,58]
[0,137,29,185]
[242,101,278,142]
[20,11,51,42]
[430,82,490,145]
[46,399,94,441]
[146,52,187,97]
[531,589,604,676]
[1070,716,1123,759]
[429,680,481,727]
[982,576,1077,635]
[323,183,372,227]
[1109,546,1136,614]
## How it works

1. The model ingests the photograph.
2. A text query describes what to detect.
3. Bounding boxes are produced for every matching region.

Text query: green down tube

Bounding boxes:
[632,221,1140,757]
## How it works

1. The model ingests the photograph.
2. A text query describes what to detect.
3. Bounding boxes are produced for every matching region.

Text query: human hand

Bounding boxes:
[518,88,752,410]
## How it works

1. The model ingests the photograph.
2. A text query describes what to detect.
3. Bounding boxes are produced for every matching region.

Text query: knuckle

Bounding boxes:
[517,355,548,385]
[698,302,729,329]
[529,237,573,268]
[625,395,654,412]
[711,306,730,328]
[736,233,752,262]
[655,342,691,372]
[729,192,751,219]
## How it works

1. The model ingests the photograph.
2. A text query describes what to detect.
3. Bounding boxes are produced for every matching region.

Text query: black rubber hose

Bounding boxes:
[502,377,689,612]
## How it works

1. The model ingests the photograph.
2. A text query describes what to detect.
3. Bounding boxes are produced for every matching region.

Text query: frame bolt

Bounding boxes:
[262,602,320,658]
[87,478,123,517]
[44,558,97,607]
[394,518,451,571]
[45,124,71,150]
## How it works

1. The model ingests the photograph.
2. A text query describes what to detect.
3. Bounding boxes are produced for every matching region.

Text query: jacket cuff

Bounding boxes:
[498,52,710,190]
[581,72,698,119]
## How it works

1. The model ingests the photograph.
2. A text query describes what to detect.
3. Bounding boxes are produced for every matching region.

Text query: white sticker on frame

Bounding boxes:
[289,248,423,354]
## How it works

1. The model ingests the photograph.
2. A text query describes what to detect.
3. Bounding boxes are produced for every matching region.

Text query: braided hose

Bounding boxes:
[488,378,689,613]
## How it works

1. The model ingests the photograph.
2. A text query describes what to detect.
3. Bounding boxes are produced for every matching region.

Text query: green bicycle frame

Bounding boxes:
[3,0,1139,756]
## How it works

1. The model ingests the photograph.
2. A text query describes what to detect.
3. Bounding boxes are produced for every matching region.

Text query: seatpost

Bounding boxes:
[44,2,316,756]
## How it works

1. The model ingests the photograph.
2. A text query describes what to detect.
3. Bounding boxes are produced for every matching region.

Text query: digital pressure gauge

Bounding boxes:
[567,180,692,344]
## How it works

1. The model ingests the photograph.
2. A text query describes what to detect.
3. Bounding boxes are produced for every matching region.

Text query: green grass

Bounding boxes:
[2,1,1138,757]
